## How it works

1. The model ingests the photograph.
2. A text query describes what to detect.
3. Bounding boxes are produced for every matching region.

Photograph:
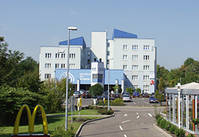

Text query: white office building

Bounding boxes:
[39,29,157,93]
[39,37,91,81]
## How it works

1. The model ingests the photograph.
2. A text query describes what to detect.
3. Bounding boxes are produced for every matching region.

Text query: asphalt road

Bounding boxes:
[80,99,167,137]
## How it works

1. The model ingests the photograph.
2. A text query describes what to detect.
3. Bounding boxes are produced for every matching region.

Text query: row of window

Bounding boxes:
[45,53,76,59]
[132,85,150,92]
[45,63,75,69]
[132,75,150,81]
[123,65,150,70]
[123,55,150,60]
[123,44,150,50]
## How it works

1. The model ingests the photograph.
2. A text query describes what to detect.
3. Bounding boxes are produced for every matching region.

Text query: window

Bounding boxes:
[143,85,149,92]
[123,55,127,60]
[123,65,127,70]
[44,73,51,79]
[55,64,59,69]
[132,55,138,60]
[45,53,51,58]
[61,53,65,58]
[143,65,149,70]
[143,75,149,80]
[70,64,75,68]
[132,45,138,50]
[132,65,138,70]
[132,75,138,80]
[123,44,127,50]
[45,63,51,68]
[143,55,149,60]
[107,51,110,56]
[107,59,109,64]
[69,53,75,59]
[143,45,150,50]
[61,64,65,68]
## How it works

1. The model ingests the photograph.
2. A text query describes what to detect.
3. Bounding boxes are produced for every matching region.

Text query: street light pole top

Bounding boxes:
[68,26,78,31]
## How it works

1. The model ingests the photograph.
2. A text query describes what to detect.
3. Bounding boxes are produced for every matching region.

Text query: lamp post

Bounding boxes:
[108,68,110,111]
[107,58,113,111]
[65,26,77,131]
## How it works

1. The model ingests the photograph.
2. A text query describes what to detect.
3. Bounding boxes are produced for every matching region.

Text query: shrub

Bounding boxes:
[155,114,161,120]
[165,121,171,131]
[160,119,166,129]
[157,117,163,126]
[175,128,185,137]
[52,125,75,137]
[111,98,124,106]
[169,124,177,134]
[187,134,194,137]
[97,108,114,115]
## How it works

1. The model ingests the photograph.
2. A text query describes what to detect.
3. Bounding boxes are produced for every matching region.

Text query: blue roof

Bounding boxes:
[113,29,138,39]
[59,37,86,47]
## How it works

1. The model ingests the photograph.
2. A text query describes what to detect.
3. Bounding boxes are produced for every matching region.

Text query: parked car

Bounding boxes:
[73,91,81,98]
[149,96,159,103]
[142,93,149,98]
[133,92,140,97]
[82,90,91,98]
[122,94,131,102]
[97,91,114,100]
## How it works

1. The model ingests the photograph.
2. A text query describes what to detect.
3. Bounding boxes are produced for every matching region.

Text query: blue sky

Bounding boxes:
[0,0,199,69]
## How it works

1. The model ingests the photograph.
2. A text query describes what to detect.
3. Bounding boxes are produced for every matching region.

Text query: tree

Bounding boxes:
[89,84,104,97]
[0,86,43,125]
[126,87,133,95]
[0,40,24,86]
[136,88,141,93]
[40,78,75,113]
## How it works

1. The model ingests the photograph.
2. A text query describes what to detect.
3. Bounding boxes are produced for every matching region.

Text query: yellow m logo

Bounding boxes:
[13,104,49,136]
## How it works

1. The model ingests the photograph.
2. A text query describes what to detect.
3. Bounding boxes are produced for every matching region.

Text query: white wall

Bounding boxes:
[91,32,107,68]
[39,45,84,81]
[108,38,156,94]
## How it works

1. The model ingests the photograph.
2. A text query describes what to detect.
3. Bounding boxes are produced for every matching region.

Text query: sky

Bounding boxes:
[0,0,199,69]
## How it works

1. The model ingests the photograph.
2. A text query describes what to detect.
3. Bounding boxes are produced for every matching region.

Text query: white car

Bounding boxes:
[122,94,131,102]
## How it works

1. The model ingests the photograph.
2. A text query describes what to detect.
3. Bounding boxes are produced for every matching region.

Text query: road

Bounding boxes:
[80,98,167,137]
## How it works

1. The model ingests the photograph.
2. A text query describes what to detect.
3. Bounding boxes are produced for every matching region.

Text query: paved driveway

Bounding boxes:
[80,106,167,137]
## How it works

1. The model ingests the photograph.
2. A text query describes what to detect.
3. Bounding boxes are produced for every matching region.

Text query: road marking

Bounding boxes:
[148,113,152,117]
[122,120,130,124]
[124,134,127,137]
[136,112,139,115]
[119,125,123,131]
[137,115,140,119]
[124,113,127,117]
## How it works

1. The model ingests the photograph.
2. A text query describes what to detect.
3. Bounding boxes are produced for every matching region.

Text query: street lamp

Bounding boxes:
[107,58,113,111]
[65,26,78,131]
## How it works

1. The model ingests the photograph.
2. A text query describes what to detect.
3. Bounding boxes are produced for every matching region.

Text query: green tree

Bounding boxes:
[126,87,133,95]
[40,78,75,113]
[0,86,43,125]
[89,84,104,97]
[136,88,141,93]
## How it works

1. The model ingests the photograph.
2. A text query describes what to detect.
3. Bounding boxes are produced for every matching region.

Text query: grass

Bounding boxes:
[47,109,100,116]
[0,115,99,137]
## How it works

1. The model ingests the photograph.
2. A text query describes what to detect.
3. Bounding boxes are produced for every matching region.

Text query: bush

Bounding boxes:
[175,128,185,137]
[155,114,161,120]
[52,125,75,137]
[97,108,114,115]
[169,124,177,134]
[165,121,171,131]
[157,117,163,126]
[111,98,124,106]
[187,134,194,137]
[160,119,166,129]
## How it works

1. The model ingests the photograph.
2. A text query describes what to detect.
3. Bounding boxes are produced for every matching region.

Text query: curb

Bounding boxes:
[75,114,115,137]
[153,123,172,137]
